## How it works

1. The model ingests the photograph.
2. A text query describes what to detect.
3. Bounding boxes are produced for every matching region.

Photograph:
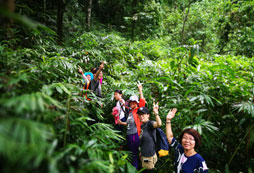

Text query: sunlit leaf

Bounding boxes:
[233,101,254,117]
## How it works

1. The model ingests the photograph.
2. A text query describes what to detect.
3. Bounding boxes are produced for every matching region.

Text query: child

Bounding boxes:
[117,82,146,169]
[78,67,93,85]
[78,67,93,100]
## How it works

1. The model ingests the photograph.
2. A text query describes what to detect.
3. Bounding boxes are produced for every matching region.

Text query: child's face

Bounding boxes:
[114,92,122,101]
[99,71,103,78]
[129,101,138,109]
[86,75,91,81]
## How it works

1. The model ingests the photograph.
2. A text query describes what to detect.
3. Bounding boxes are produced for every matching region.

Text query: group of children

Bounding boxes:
[78,62,104,100]
[79,62,208,172]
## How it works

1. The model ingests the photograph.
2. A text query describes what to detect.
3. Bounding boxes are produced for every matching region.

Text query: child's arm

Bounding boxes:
[117,119,127,126]
[79,67,89,83]
[137,81,144,99]
[94,62,105,81]
[82,74,89,83]
[137,82,146,107]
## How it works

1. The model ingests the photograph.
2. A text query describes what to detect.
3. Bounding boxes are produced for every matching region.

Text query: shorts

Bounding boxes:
[141,153,158,170]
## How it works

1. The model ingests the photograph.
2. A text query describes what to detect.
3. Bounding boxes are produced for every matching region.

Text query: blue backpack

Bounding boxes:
[149,128,169,157]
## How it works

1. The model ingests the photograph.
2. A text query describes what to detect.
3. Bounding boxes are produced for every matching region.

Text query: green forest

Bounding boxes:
[0,0,254,172]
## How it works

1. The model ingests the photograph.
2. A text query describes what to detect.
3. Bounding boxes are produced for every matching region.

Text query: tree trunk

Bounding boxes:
[87,0,92,31]
[131,0,137,41]
[181,0,191,44]
[57,0,65,44]
[0,0,15,40]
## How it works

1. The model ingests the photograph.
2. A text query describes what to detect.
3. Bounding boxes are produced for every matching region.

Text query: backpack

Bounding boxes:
[83,79,101,98]
[119,100,130,119]
[149,128,169,157]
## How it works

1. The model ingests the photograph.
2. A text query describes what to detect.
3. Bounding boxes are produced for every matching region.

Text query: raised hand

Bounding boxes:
[166,108,177,121]
[137,81,143,91]
[153,102,159,115]
[99,61,105,69]
[78,67,83,74]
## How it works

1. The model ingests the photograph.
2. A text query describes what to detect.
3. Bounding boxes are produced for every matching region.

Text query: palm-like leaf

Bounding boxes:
[0,118,54,168]
[185,119,219,135]
[233,101,254,117]
[0,92,63,115]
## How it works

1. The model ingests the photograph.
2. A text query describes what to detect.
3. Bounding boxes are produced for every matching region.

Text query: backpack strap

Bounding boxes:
[83,82,91,101]
[146,122,157,147]
[83,82,90,90]
[120,104,130,119]
[119,102,125,113]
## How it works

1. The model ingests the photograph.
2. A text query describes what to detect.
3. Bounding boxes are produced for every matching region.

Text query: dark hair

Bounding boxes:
[179,128,201,148]
[137,107,149,115]
[91,67,99,74]
[114,89,122,95]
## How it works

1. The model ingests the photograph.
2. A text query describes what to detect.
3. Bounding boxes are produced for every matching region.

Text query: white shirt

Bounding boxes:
[116,100,125,120]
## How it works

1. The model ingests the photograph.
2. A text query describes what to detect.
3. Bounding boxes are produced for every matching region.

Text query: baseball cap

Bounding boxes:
[137,107,149,115]
[129,95,139,103]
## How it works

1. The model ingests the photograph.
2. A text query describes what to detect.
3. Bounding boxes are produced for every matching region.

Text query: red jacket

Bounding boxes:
[132,98,145,136]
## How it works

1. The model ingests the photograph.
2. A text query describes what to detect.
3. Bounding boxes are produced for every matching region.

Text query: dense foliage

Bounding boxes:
[0,0,254,172]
